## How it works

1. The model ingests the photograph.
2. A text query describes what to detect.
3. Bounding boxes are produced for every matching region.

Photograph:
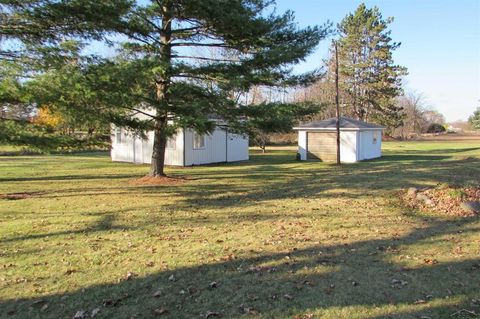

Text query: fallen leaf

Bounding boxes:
[124,272,135,280]
[424,259,438,265]
[154,308,167,315]
[64,269,76,275]
[153,290,162,298]
[284,294,293,300]
[205,311,220,318]
[91,308,100,318]
[73,310,86,319]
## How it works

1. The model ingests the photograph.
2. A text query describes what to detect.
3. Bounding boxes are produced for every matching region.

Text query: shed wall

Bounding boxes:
[298,131,307,160]
[111,128,184,165]
[226,132,249,162]
[340,131,358,163]
[184,128,226,166]
[358,130,382,160]
[298,130,357,163]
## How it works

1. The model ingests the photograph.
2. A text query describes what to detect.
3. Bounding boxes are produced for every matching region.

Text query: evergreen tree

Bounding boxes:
[97,0,328,176]
[336,3,407,127]
[0,0,132,63]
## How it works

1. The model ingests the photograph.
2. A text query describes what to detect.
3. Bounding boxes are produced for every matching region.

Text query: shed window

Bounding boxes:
[193,133,205,149]
[166,136,176,150]
[115,128,124,144]
[373,131,379,144]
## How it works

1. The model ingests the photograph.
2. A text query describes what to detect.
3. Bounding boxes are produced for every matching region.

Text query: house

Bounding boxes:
[293,117,384,163]
[111,125,249,166]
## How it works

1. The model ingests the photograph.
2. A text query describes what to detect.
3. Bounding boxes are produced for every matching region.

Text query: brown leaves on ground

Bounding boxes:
[403,185,480,217]
[128,175,188,186]
[0,191,44,200]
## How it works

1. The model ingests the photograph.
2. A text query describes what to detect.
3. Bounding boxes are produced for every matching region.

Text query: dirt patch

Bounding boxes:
[403,185,480,217]
[128,175,188,186]
[0,192,44,200]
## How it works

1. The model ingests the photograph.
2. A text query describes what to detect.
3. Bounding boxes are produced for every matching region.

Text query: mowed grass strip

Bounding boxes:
[0,139,479,319]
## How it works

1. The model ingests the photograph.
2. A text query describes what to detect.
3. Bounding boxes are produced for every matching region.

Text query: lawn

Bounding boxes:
[0,139,479,319]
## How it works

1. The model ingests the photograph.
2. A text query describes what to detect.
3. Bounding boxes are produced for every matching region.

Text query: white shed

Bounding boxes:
[111,126,249,166]
[293,117,384,163]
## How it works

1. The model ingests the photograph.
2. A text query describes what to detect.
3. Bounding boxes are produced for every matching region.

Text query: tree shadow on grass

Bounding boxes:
[155,154,480,210]
[1,216,479,318]
[0,212,130,244]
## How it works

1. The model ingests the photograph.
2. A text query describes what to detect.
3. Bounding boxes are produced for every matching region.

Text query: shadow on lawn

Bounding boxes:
[1,216,479,318]
[0,213,126,244]
[153,154,480,210]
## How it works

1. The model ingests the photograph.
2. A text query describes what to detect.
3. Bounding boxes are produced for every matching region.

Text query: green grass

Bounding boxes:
[0,140,479,319]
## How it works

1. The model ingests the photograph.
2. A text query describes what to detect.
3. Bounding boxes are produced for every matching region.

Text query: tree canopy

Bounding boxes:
[469,106,480,130]
[335,3,407,128]
[86,0,329,176]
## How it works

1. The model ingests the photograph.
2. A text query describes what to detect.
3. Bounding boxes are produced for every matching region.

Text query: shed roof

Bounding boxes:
[293,117,384,131]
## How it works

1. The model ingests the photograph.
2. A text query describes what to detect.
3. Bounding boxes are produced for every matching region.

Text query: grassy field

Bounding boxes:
[0,139,479,319]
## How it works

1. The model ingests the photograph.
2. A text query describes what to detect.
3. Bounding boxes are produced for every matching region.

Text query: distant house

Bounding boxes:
[111,119,249,166]
[293,117,384,163]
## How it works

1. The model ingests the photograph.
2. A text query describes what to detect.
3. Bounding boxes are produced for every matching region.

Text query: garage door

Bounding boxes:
[307,132,337,161]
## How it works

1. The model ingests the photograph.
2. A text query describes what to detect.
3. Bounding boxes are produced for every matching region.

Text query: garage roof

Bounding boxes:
[293,117,384,131]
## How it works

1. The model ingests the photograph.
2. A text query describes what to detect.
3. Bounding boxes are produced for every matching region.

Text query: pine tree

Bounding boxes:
[97,0,328,176]
[336,4,407,127]
[0,0,132,63]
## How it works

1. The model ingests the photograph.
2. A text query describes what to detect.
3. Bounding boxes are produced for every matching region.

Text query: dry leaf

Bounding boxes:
[205,311,220,318]
[284,294,293,300]
[154,307,167,315]
[91,308,100,318]
[73,310,86,319]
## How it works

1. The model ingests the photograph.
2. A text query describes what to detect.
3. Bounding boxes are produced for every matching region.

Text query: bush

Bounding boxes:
[426,123,446,133]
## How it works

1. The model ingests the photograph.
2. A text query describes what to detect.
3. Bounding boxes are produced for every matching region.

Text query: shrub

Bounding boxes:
[426,123,446,133]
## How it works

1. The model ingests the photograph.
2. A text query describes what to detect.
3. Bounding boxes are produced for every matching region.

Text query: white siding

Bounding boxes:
[358,130,382,160]
[184,128,227,166]
[296,129,382,163]
[112,125,248,166]
[165,131,185,166]
[298,131,307,160]
[340,131,358,163]
[111,127,184,165]
[226,132,249,162]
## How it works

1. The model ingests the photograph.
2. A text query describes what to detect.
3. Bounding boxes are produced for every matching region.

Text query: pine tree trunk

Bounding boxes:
[148,2,171,177]
[149,117,168,177]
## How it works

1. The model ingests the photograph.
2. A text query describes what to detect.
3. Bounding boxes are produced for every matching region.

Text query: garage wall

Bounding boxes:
[302,130,357,162]
[340,131,358,163]
[358,130,382,160]
[298,131,307,160]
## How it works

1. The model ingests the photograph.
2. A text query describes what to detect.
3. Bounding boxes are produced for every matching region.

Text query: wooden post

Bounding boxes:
[334,40,341,165]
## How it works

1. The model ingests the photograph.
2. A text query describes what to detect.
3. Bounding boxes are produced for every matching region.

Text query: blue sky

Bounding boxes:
[275,0,480,121]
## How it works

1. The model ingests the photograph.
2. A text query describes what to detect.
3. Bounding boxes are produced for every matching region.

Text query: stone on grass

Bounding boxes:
[460,201,480,214]
[407,187,418,196]
[416,193,434,206]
